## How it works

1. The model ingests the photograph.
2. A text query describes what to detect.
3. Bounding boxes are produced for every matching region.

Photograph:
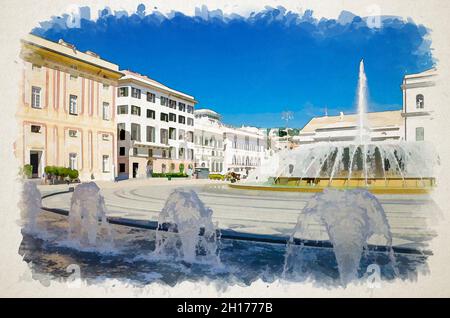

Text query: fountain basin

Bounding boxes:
[229,177,435,194]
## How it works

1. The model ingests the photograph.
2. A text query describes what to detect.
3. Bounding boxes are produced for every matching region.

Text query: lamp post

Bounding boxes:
[281,111,294,148]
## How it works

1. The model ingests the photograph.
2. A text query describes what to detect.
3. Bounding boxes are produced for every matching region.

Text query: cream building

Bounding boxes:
[116,71,196,179]
[223,125,266,176]
[16,34,123,181]
[297,110,404,144]
[193,109,225,173]
[401,68,437,142]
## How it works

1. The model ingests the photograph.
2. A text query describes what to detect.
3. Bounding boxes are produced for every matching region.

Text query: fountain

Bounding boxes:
[233,60,439,194]
[154,189,220,265]
[68,182,114,248]
[283,188,394,285]
[19,181,42,233]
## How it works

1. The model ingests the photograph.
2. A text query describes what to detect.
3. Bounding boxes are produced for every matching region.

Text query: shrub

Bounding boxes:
[68,169,79,181]
[151,172,188,178]
[179,163,185,174]
[44,166,57,176]
[209,174,225,180]
[22,164,33,178]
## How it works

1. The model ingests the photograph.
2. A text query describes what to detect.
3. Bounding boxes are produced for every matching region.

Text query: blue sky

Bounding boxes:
[32,5,433,128]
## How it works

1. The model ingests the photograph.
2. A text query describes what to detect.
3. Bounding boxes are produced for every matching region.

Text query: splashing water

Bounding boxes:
[68,182,114,248]
[154,189,220,265]
[284,188,394,285]
[19,181,42,233]
[245,60,438,187]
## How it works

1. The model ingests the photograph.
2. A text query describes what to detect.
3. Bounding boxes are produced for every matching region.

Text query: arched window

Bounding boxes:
[416,94,424,109]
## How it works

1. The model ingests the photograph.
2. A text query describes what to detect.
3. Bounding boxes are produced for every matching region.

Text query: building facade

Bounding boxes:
[223,125,266,175]
[16,34,122,181]
[297,110,404,144]
[401,68,437,142]
[116,71,196,179]
[193,109,225,173]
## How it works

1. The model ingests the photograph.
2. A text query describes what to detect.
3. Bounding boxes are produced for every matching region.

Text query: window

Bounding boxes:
[169,127,176,140]
[160,129,168,144]
[102,155,110,172]
[119,163,126,173]
[131,88,141,99]
[118,123,126,140]
[169,99,176,109]
[102,102,110,120]
[69,153,77,170]
[147,92,155,103]
[179,147,185,158]
[416,94,424,109]
[117,105,128,114]
[178,102,186,112]
[69,95,78,115]
[179,129,185,140]
[146,126,155,143]
[131,123,141,141]
[187,118,194,126]
[131,105,141,116]
[31,86,41,108]
[30,125,41,133]
[146,109,155,119]
[148,149,153,157]
[160,96,168,106]
[69,130,78,138]
[169,113,176,122]
[178,115,186,124]
[133,148,138,156]
[187,131,194,143]
[187,105,194,114]
[118,87,128,97]
[162,150,167,159]
[160,113,169,122]
[102,133,110,141]
[119,147,126,156]
[416,127,424,141]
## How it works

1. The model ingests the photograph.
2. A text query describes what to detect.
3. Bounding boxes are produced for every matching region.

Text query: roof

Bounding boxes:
[404,67,437,79]
[120,70,196,102]
[22,34,122,76]
[300,110,403,134]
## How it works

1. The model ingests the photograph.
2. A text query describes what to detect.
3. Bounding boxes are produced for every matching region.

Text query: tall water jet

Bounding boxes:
[284,188,394,285]
[154,189,220,264]
[357,59,370,144]
[238,60,438,192]
[68,182,114,248]
[19,181,42,233]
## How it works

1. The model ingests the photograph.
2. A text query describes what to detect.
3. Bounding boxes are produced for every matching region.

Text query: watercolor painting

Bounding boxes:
[4,0,449,296]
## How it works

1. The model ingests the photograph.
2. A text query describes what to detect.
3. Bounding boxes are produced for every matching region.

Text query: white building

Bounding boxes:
[223,125,266,176]
[193,109,225,173]
[401,68,437,142]
[193,108,266,176]
[297,110,404,144]
[116,70,196,179]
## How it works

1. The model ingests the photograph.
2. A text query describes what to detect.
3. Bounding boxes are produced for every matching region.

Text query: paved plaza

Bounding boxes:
[40,178,441,250]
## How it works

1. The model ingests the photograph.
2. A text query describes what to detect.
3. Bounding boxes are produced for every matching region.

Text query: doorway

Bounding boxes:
[29,151,42,178]
[132,162,139,178]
